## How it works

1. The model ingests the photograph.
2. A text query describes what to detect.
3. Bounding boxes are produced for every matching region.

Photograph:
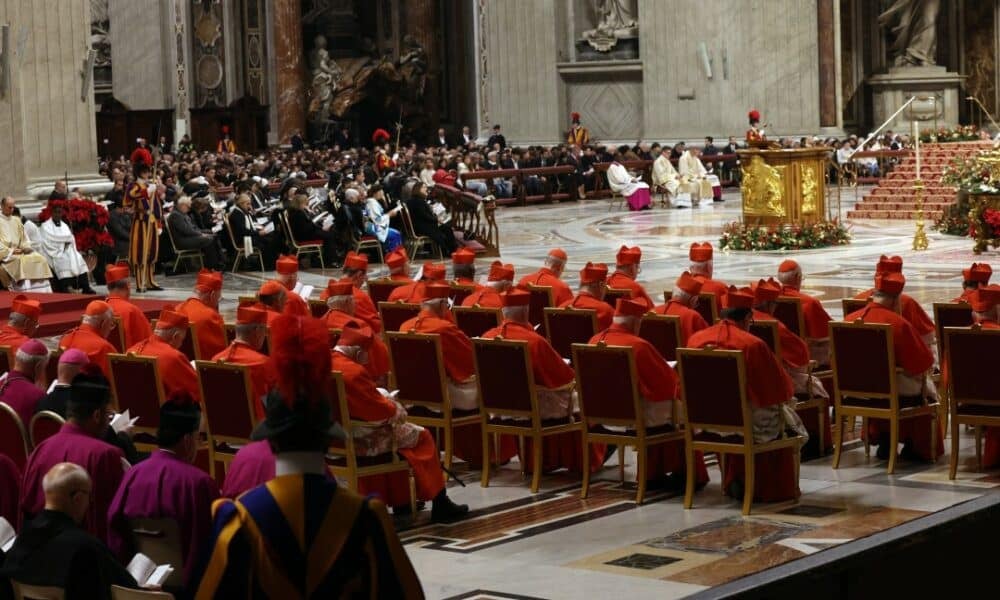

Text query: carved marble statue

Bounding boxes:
[308,34,342,124]
[878,0,941,67]
[398,35,428,102]
[89,0,110,68]
[583,0,638,52]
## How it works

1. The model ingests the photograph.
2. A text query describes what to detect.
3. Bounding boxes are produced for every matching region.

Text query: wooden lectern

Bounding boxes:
[736,147,829,225]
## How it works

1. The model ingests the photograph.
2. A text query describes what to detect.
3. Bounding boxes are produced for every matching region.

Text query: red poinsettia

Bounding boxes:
[39,198,114,252]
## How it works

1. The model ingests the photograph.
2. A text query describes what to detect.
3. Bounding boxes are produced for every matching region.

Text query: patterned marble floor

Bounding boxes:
[124,188,998,600]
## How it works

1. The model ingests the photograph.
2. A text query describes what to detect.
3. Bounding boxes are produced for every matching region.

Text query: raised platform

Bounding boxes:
[848,141,992,220]
[0,291,174,337]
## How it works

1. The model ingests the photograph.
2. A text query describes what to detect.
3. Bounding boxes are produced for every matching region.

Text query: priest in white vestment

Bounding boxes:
[0,197,52,291]
[607,156,651,211]
[652,147,698,208]
[678,150,722,204]
[38,203,95,293]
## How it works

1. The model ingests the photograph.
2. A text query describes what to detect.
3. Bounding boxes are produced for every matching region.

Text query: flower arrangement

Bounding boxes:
[920,124,980,144]
[39,198,114,253]
[932,213,971,236]
[719,220,851,251]
[941,155,1000,194]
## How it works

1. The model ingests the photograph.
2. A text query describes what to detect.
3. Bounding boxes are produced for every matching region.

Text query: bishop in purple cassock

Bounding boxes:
[107,395,219,589]
[20,373,126,543]
[0,339,49,428]
[220,440,274,499]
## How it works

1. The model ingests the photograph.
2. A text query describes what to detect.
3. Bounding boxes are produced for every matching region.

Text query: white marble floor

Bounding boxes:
[126,187,997,600]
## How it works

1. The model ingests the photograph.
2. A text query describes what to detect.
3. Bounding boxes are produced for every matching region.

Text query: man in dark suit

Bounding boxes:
[487,124,506,150]
[460,126,474,147]
[0,463,139,600]
[166,196,224,270]
[333,126,352,150]
[434,128,450,148]
[229,193,276,268]
[405,182,457,254]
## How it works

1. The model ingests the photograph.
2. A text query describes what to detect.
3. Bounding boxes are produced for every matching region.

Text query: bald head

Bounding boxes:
[43,463,92,523]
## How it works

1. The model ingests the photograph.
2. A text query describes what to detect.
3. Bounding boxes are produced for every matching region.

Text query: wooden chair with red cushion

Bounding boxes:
[196,360,257,477]
[522,285,554,328]
[638,314,681,362]
[841,298,871,317]
[830,320,939,474]
[29,411,65,449]
[386,330,480,470]
[773,296,806,338]
[572,342,686,505]
[325,372,415,512]
[543,306,597,361]
[108,353,165,450]
[449,283,477,307]
[474,337,580,492]
[0,345,11,376]
[368,278,409,305]
[108,316,127,353]
[603,287,631,309]
[696,292,720,324]
[453,306,502,339]
[677,347,804,515]
[0,402,30,469]
[378,301,422,333]
[309,299,329,319]
[945,325,1000,479]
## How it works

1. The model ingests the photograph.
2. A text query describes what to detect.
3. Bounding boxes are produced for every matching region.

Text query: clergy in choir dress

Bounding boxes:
[0,197,52,291]
[955,262,992,303]
[653,272,710,345]
[333,323,468,521]
[462,261,514,309]
[273,254,310,316]
[451,247,482,289]
[606,157,652,211]
[211,306,277,421]
[560,262,614,332]
[678,149,722,203]
[126,307,202,403]
[385,247,413,281]
[58,300,118,376]
[175,270,227,360]
[197,313,424,599]
[341,252,383,333]
[219,440,275,499]
[107,394,220,591]
[517,248,573,306]
[0,295,42,354]
[37,202,96,293]
[854,255,937,363]
[688,242,729,307]
[104,262,153,349]
[687,288,802,503]
[21,373,128,542]
[589,299,710,488]
[845,272,941,463]
[388,260,447,303]
[0,339,49,427]
[124,162,162,292]
[651,146,692,208]
[321,279,391,383]
[607,245,655,310]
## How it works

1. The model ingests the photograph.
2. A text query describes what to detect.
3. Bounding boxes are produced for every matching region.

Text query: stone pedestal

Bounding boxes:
[868,66,965,131]
[271,0,306,144]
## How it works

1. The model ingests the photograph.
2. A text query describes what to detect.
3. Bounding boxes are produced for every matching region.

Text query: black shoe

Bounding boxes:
[875,432,892,460]
[899,443,922,462]
[147,284,164,291]
[431,495,469,523]
[392,501,426,516]
[136,288,146,294]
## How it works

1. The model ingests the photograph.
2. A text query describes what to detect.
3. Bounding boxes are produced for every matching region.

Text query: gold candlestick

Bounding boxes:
[912,179,929,251]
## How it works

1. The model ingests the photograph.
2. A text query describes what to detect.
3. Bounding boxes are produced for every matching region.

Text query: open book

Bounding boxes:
[0,516,15,552]
[127,553,173,588]
[110,410,139,434]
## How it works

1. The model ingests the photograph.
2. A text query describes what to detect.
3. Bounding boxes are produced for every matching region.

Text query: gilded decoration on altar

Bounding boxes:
[801,166,818,215]
[968,194,1000,254]
[741,155,786,218]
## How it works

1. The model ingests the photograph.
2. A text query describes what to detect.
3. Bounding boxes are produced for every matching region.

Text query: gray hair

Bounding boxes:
[776,267,801,285]
[671,288,694,304]
[689,259,712,276]
[501,305,529,321]
[176,196,192,208]
[154,326,183,339]
[15,348,48,370]
[82,309,113,327]
[234,323,265,339]
[8,312,30,327]
[326,294,354,311]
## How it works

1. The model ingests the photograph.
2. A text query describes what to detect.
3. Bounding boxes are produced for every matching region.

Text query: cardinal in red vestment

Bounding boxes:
[688,242,728,307]
[607,246,654,310]
[104,263,152,349]
[58,301,117,376]
[0,295,42,354]
[211,306,277,421]
[517,248,573,306]
[954,262,992,303]
[388,261,447,303]
[321,279,391,383]
[461,261,514,308]
[653,271,709,345]
[126,307,201,403]
[854,255,936,361]
[175,269,226,360]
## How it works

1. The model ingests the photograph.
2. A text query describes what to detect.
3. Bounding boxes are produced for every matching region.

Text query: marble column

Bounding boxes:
[271,0,305,144]
[817,0,837,128]
[404,0,440,137]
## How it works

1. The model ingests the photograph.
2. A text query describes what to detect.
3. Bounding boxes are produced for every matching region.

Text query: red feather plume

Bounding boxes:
[748,109,761,122]
[269,314,331,409]
[372,128,391,144]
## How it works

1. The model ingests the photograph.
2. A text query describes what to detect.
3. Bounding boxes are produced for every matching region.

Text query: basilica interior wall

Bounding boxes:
[0,0,26,197]
[109,0,172,112]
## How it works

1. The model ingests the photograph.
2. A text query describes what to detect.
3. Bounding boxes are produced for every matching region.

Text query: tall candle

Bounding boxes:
[912,120,921,180]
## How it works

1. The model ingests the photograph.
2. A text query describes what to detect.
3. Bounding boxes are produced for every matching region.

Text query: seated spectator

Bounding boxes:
[405,182,457,254]
[0,463,139,600]
[166,196,224,270]
[0,339,49,427]
[286,192,341,265]
[38,202,96,294]
[364,183,403,252]
[228,192,275,268]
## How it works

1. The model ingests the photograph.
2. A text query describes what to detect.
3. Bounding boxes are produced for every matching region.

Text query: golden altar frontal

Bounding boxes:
[736,148,829,225]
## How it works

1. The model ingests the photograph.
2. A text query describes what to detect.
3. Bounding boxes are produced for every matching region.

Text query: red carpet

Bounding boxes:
[0,292,174,337]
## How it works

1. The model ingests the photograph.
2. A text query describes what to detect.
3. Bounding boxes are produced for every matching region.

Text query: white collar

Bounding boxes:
[275,451,326,476]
